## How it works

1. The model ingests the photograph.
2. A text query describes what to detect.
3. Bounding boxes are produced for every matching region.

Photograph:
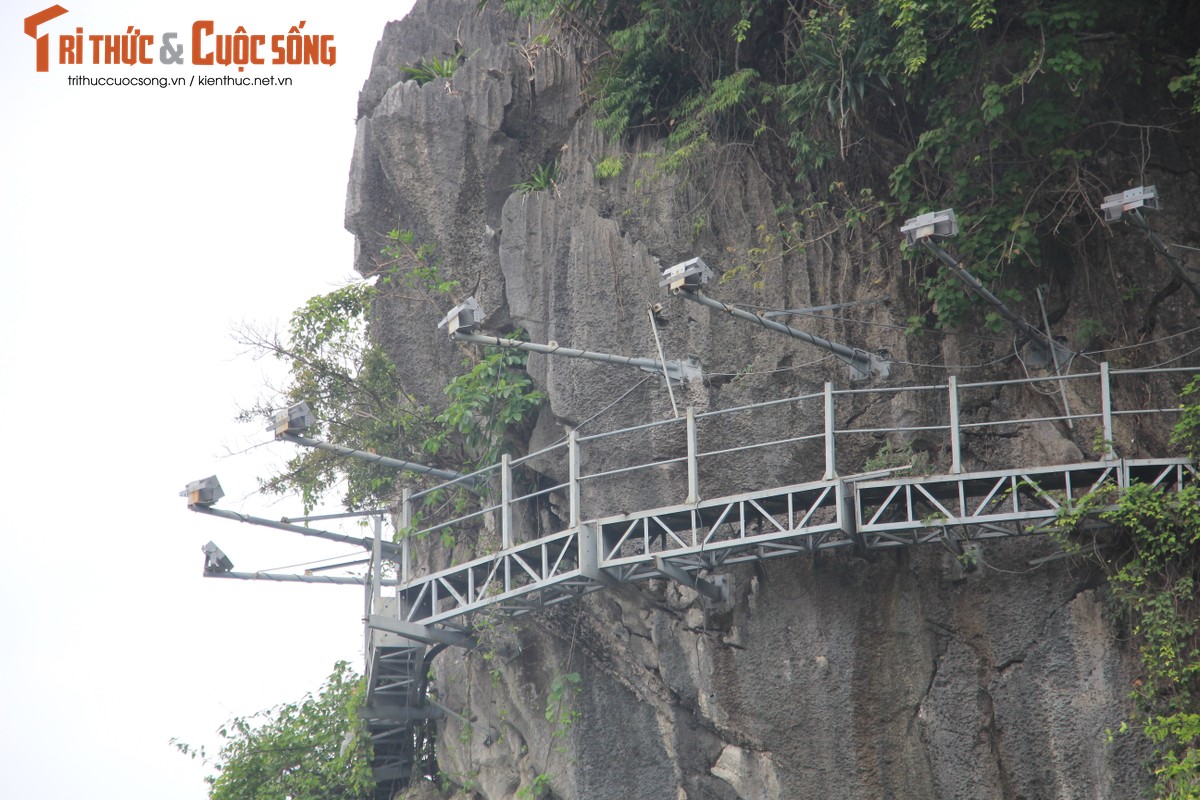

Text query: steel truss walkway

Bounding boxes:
[361,363,1196,793]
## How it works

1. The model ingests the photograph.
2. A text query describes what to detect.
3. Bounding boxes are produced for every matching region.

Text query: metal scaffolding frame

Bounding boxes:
[187,361,1197,795]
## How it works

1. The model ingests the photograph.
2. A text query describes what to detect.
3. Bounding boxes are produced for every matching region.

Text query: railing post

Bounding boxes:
[501,453,513,549]
[366,514,383,658]
[686,406,700,505]
[822,382,837,480]
[371,514,383,603]
[569,430,581,527]
[1100,361,1116,461]
[400,488,412,584]
[948,376,962,474]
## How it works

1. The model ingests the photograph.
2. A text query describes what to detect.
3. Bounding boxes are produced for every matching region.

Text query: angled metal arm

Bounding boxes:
[189,504,404,560]
[276,432,475,485]
[678,289,889,379]
[272,402,477,485]
[205,570,399,586]
[1124,209,1200,302]
[452,332,702,384]
[917,239,1069,359]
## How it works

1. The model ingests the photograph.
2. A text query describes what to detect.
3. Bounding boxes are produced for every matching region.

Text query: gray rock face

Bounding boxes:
[346,2,1199,798]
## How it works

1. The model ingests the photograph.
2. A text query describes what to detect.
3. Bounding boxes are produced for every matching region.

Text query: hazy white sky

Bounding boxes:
[1,1,416,796]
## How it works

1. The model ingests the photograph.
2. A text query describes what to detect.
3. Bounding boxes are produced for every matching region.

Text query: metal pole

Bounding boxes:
[1100,362,1116,461]
[205,570,398,586]
[823,382,837,480]
[681,289,888,379]
[686,406,700,505]
[189,505,404,559]
[919,241,1062,358]
[501,453,513,549]
[569,430,581,528]
[454,332,699,382]
[1127,210,1200,302]
[1036,285,1074,430]
[647,305,680,417]
[400,488,412,583]
[366,514,381,659]
[948,376,962,474]
[371,515,383,602]
[277,432,472,484]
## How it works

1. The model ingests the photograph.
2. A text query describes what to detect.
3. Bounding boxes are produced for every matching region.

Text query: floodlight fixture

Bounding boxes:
[1101,185,1158,223]
[661,259,890,380]
[900,209,958,246]
[900,210,1072,364]
[272,401,315,437]
[1099,184,1200,302]
[202,541,234,574]
[182,475,224,508]
[437,296,484,336]
[660,257,713,293]
[185,484,405,559]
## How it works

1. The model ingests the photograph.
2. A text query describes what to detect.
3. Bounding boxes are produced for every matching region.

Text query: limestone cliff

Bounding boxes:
[346,2,1200,797]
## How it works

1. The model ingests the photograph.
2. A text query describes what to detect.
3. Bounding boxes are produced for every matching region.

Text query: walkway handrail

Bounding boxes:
[393,363,1194,571]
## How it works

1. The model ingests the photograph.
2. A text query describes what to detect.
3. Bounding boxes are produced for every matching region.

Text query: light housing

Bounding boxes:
[202,541,234,574]
[272,401,315,437]
[438,297,483,336]
[660,257,713,293]
[1101,185,1159,223]
[900,209,958,245]
[182,476,224,508]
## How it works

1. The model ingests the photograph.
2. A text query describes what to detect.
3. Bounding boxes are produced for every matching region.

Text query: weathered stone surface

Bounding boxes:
[346,2,1200,798]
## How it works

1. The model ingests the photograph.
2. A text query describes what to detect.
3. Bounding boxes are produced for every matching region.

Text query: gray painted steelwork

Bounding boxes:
[185,361,1197,792]
[678,288,890,380]
[356,361,1196,790]
[277,432,474,484]
[661,257,889,379]
[452,331,703,385]
[373,362,1194,627]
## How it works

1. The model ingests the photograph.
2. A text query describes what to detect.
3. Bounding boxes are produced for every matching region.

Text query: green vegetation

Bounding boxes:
[513,160,559,194]
[1054,378,1200,799]
[515,669,581,799]
[239,230,542,513]
[401,51,463,85]
[498,0,1200,327]
[173,661,374,800]
[593,155,624,179]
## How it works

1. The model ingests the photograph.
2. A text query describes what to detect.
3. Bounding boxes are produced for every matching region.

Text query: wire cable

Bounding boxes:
[548,375,655,447]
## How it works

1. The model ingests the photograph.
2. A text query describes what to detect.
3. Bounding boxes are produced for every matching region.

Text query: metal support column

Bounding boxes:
[823,382,837,481]
[400,489,412,583]
[501,454,513,549]
[569,430,581,528]
[686,406,700,505]
[948,376,962,474]
[1100,362,1116,461]
[655,557,727,603]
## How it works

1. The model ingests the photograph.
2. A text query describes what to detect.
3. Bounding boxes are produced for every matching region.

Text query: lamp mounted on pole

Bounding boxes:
[182,475,403,566]
[1100,185,1200,303]
[900,209,1072,365]
[660,257,890,380]
[271,401,478,486]
[438,297,703,385]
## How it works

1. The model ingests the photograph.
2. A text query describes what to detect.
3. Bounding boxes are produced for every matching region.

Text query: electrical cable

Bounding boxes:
[1079,323,1200,357]
[261,548,378,574]
[548,375,655,447]
[706,354,835,378]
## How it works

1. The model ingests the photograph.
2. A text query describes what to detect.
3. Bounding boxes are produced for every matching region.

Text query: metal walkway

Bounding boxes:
[360,363,1197,793]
